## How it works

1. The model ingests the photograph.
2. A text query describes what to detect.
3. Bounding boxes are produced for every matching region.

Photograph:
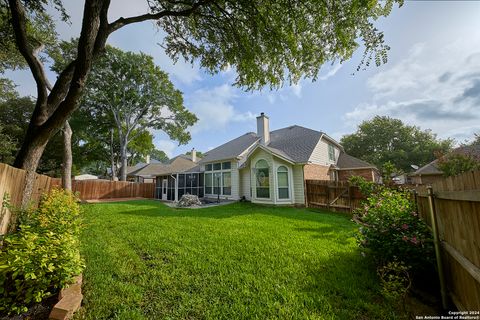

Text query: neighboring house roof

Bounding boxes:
[336,152,377,170]
[74,174,99,180]
[129,155,197,177]
[200,125,326,164]
[126,158,162,175]
[413,159,441,176]
[412,144,480,176]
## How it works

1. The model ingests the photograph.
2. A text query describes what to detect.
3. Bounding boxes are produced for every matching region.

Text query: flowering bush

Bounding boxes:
[351,177,434,273]
[0,189,84,315]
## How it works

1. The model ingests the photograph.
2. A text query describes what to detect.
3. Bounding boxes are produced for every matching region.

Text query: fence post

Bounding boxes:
[427,186,448,309]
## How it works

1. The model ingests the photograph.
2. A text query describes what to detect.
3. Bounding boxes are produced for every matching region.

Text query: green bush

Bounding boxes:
[0,189,84,315]
[351,177,434,273]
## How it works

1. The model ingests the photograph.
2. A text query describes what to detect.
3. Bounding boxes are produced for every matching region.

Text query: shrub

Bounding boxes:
[0,189,84,315]
[351,177,434,274]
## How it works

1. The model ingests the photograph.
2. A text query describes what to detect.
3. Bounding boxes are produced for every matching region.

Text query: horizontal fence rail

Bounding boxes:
[53,179,155,201]
[0,163,155,237]
[305,171,480,311]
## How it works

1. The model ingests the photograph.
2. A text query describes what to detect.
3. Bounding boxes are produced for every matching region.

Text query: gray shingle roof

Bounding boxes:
[336,153,377,169]
[200,125,324,164]
[412,144,480,176]
[413,160,441,175]
[129,156,197,177]
[268,125,323,163]
[199,133,259,163]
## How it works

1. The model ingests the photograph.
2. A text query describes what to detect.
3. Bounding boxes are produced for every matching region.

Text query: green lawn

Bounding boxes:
[76,201,399,320]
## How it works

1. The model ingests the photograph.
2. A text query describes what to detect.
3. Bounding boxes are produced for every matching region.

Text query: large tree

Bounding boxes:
[80,46,196,180]
[4,0,402,200]
[341,116,453,173]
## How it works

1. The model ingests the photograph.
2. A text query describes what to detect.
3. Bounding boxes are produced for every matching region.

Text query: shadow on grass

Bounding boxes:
[98,200,355,225]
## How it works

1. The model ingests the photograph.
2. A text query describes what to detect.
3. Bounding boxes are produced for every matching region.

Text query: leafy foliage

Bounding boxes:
[377,260,411,307]
[0,189,84,315]
[341,116,453,173]
[156,0,403,89]
[437,153,480,177]
[351,176,434,274]
[0,123,16,163]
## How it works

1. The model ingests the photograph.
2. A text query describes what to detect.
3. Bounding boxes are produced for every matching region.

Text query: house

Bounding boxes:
[74,174,99,181]
[411,144,480,184]
[153,113,378,205]
[128,153,199,185]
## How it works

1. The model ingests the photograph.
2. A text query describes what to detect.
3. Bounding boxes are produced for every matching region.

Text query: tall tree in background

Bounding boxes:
[341,116,453,173]
[3,0,403,198]
[80,46,196,181]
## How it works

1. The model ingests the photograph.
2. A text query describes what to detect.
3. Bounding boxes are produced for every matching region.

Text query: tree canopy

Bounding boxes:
[340,116,453,173]
[73,45,197,180]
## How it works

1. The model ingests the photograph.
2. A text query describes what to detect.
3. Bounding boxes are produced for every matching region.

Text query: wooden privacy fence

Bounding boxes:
[0,163,155,237]
[51,179,155,201]
[0,163,54,236]
[305,180,365,212]
[306,173,480,311]
[415,170,480,311]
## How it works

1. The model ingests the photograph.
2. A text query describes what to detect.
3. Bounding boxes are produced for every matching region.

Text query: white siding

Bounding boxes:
[239,165,251,200]
[230,162,240,200]
[292,165,305,205]
[308,137,341,166]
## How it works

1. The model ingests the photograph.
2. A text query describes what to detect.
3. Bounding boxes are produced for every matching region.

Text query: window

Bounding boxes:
[204,161,233,196]
[222,162,231,170]
[213,172,221,194]
[328,144,335,162]
[277,166,289,199]
[205,173,212,194]
[222,172,231,195]
[255,159,270,198]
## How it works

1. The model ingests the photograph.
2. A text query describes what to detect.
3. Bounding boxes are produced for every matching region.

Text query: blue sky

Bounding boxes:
[6,1,480,158]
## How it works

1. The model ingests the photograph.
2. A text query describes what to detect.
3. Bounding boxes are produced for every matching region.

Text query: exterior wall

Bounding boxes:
[239,164,251,200]
[231,162,240,200]
[308,137,340,166]
[303,164,330,180]
[292,165,305,205]
[338,168,376,182]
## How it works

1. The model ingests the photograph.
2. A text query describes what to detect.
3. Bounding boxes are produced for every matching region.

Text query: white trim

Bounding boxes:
[253,158,271,200]
[275,164,292,203]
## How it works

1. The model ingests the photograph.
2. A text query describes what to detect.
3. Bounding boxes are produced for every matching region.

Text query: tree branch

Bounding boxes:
[8,0,49,104]
[108,0,213,34]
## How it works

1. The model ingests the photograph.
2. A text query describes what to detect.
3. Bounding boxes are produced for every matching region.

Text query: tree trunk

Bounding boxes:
[119,140,128,181]
[61,120,73,191]
[110,128,117,181]
[13,127,50,209]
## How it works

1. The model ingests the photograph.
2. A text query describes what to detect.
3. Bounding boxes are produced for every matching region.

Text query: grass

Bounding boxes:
[76,200,400,320]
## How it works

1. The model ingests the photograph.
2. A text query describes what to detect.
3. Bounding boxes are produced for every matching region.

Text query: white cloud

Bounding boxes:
[318,63,342,81]
[154,139,177,158]
[187,84,256,133]
[345,39,480,142]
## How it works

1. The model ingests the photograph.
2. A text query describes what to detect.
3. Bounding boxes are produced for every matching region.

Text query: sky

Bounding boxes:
[6,1,480,158]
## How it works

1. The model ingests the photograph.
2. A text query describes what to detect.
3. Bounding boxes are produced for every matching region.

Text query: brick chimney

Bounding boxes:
[256,112,270,145]
[191,148,197,162]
